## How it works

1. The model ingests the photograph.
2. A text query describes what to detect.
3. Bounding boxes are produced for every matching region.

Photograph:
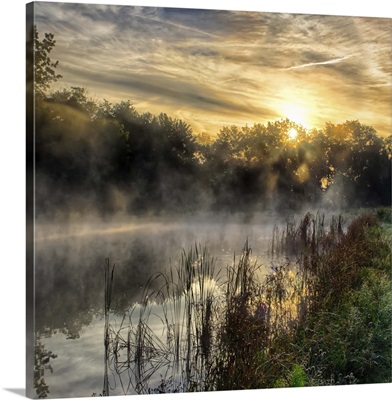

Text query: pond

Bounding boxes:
[35,214,277,398]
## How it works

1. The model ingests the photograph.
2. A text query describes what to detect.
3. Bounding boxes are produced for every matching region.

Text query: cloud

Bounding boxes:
[34,3,392,136]
[282,54,356,70]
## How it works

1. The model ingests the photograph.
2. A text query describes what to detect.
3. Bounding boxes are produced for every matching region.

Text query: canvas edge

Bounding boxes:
[26,2,35,398]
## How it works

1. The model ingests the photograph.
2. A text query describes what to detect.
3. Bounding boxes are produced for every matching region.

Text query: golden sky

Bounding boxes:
[35,3,392,136]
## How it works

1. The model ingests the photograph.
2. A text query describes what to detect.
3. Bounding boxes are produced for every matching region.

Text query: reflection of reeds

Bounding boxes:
[104,240,309,392]
[103,258,115,397]
[34,336,58,398]
[267,213,346,323]
[270,212,344,260]
[104,221,338,392]
[102,245,222,394]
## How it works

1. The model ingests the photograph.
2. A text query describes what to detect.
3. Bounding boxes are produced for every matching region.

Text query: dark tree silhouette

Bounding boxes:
[32,29,391,215]
[34,25,62,98]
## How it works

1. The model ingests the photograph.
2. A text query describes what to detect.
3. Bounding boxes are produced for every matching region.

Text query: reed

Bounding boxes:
[102,245,222,394]
[103,258,115,396]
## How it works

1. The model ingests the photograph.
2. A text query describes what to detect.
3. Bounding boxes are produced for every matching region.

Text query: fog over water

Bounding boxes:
[35,212,284,397]
[34,213,282,331]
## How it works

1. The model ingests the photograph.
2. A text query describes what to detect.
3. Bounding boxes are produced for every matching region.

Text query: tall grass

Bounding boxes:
[102,209,391,393]
[214,241,262,389]
[275,211,391,386]
[102,245,223,394]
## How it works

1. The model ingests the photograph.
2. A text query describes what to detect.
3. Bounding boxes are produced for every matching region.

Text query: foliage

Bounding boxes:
[376,207,392,224]
[289,212,392,386]
[290,364,307,387]
[34,25,62,98]
[35,89,391,216]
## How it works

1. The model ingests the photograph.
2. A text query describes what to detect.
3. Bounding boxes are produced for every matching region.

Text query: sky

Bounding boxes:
[33,2,391,137]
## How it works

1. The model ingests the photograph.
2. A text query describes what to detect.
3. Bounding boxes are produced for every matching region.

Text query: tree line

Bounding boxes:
[33,28,391,216]
[35,90,391,215]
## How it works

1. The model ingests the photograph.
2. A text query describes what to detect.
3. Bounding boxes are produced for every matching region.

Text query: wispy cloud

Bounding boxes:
[131,12,221,38]
[34,3,391,136]
[282,54,356,71]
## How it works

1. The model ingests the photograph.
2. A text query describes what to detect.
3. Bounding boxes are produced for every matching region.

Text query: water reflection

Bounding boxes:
[35,218,273,397]
[34,337,57,398]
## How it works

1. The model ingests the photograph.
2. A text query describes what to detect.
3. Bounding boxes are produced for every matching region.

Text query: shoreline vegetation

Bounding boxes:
[99,209,391,395]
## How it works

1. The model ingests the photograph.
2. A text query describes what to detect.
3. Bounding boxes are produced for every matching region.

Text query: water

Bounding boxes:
[35,215,275,398]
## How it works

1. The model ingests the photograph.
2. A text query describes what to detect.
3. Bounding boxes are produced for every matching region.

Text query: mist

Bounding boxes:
[35,92,391,219]
[33,89,391,334]
[35,213,280,333]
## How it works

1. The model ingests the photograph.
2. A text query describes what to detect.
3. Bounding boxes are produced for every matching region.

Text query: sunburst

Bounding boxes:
[281,104,309,128]
[288,128,298,140]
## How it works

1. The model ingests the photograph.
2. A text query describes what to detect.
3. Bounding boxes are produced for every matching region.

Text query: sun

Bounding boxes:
[288,128,298,140]
[281,104,309,128]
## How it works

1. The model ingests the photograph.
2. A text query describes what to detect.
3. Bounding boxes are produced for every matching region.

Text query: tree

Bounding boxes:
[34,25,62,98]
[49,87,97,116]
